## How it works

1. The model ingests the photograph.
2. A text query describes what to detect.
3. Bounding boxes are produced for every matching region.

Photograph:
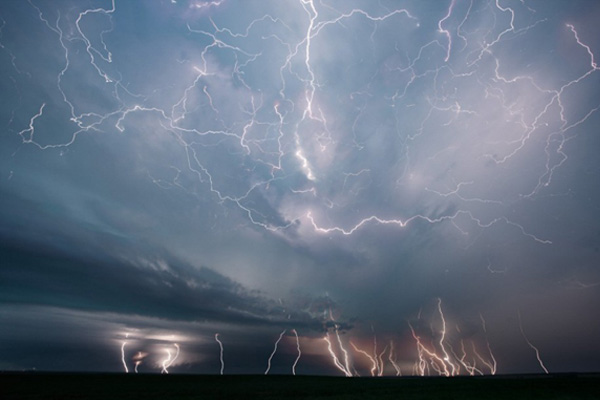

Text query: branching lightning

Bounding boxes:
[323,331,353,377]
[479,313,497,375]
[388,341,402,376]
[323,308,353,377]
[350,341,378,377]
[406,299,498,377]
[12,0,597,246]
[161,343,180,374]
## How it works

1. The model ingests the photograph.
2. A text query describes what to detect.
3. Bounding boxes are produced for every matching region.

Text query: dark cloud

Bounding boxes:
[0,232,327,330]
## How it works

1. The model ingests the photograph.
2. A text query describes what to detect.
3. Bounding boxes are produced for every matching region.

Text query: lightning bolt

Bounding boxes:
[479,313,497,375]
[265,329,286,375]
[388,341,402,376]
[518,310,549,374]
[566,24,597,70]
[120,334,129,373]
[350,341,378,377]
[438,0,456,63]
[161,343,180,374]
[291,329,301,376]
[376,344,388,377]
[406,300,500,376]
[323,332,353,377]
[306,210,552,245]
[161,349,172,374]
[335,328,352,377]
[451,338,483,376]
[436,298,457,376]
[132,351,148,374]
[215,333,225,375]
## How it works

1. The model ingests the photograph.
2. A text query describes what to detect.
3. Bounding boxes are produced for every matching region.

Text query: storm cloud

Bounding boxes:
[1,0,599,375]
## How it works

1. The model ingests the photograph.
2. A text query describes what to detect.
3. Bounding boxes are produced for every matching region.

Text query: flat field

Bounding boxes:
[1,372,599,400]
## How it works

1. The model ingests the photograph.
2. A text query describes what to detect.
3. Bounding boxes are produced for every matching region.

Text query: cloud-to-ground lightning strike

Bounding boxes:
[111,307,503,376]
[265,329,286,375]
[409,300,454,377]
[349,335,390,377]
[479,314,497,375]
[120,334,129,373]
[518,311,549,374]
[350,341,378,377]
[319,306,354,377]
[133,351,147,374]
[450,337,483,376]
[323,331,353,377]
[436,298,457,377]
[405,300,499,377]
[291,329,301,376]
[161,343,180,374]
[388,341,402,377]
[161,349,172,374]
[215,333,225,375]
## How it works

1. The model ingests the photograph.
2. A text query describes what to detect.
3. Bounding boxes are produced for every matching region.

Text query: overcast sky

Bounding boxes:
[1,0,599,376]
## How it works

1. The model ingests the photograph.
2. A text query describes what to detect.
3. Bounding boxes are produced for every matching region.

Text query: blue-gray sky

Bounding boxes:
[1,0,599,376]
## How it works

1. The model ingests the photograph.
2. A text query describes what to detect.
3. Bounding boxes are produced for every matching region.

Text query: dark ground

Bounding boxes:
[1,372,599,400]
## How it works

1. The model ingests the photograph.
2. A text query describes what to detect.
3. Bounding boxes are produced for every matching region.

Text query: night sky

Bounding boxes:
[1,0,600,376]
